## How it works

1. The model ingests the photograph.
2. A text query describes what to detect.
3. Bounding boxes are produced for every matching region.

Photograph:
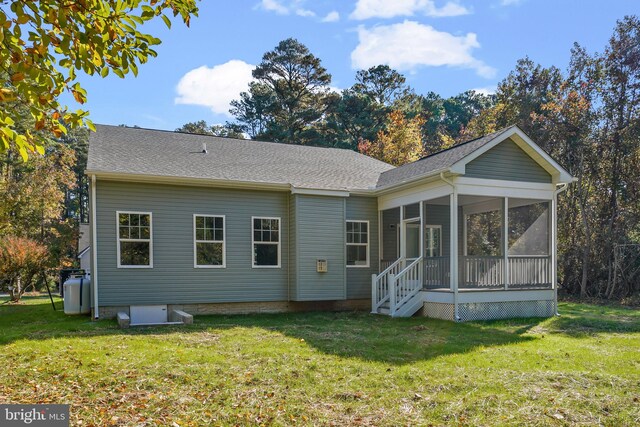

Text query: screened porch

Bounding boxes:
[379,195,553,291]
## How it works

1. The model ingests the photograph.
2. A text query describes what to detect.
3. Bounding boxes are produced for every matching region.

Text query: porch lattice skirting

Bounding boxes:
[423,300,555,322]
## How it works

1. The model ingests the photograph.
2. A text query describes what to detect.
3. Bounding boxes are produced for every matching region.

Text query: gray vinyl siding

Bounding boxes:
[293,194,346,301]
[466,138,552,183]
[381,208,400,262]
[404,203,420,219]
[95,180,288,306]
[346,196,379,299]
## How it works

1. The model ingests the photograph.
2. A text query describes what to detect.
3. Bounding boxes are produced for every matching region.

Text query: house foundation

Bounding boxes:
[96,298,371,319]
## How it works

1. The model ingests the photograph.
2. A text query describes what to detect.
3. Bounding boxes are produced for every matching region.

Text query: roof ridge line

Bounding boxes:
[95,123,380,157]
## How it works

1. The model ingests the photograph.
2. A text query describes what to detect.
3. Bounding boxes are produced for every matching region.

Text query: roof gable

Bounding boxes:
[377,125,572,189]
[464,137,552,183]
[449,126,573,183]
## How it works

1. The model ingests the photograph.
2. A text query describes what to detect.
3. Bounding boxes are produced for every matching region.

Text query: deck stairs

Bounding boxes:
[371,257,425,317]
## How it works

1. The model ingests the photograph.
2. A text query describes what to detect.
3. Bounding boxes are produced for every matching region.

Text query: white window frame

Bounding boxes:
[116,211,153,269]
[193,214,226,268]
[251,216,281,269]
[346,220,370,268]
[425,224,443,258]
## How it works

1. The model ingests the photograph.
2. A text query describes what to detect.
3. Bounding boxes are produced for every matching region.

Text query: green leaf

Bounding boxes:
[161,14,171,29]
[0,0,199,159]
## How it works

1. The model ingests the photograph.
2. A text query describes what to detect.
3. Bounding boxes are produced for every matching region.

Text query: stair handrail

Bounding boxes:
[379,257,403,277]
[372,258,404,312]
[389,256,423,316]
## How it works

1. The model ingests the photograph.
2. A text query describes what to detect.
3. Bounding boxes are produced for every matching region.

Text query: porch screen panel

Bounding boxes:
[464,202,504,288]
[508,200,549,255]
[466,208,503,256]
[403,203,420,219]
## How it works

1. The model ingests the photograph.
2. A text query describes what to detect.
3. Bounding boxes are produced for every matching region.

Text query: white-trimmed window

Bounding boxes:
[194,215,225,268]
[252,217,280,268]
[425,225,442,257]
[117,211,152,268]
[346,220,369,267]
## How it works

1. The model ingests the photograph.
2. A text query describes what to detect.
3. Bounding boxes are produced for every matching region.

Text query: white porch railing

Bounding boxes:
[372,258,403,312]
[508,256,551,287]
[390,257,423,316]
[380,260,395,271]
[461,256,504,288]
[424,256,449,288]
[375,256,552,308]
[372,257,423,316]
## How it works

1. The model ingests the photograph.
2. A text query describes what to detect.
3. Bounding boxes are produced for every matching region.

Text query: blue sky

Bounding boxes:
[72,0,638,131]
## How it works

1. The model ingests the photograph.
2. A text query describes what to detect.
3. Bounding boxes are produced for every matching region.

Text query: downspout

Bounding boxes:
[91,174,99,319]
[440,172,459,322]
[553,183,569,316]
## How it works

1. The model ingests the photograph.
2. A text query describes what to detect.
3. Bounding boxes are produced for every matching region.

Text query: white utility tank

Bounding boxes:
[63,276,91,314]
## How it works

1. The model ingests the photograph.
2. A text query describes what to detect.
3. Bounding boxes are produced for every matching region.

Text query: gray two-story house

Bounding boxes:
[86,124,573,323]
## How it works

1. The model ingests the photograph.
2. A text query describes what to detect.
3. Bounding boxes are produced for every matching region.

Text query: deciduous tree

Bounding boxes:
[177,120,245,139]
[0,235,48,302]
[0,0,198,160]
[358,110,425,166]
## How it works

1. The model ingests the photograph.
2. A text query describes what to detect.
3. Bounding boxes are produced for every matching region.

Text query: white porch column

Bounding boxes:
[419,202,425,287]
[419,202,424,258]
[503,197,509,290]
[378,209,382,271]
[450,191,459,321]
[450,192,458,292]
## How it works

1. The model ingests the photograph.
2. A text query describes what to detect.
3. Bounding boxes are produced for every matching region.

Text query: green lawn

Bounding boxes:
[0,297,638,426]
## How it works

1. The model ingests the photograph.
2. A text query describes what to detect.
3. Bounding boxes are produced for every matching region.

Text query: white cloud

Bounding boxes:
[350,0,470,20]
[351,21,496,78]
[259,0,289,15]
[471,86,496,96]
[295,8,315,17]
[175,60,255,116]
[321,10,340,22]
[257,0,320,18]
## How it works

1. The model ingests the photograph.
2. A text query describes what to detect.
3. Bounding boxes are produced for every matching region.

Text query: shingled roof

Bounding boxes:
[87,125,394,191]
[88,124,564,193]
[375,126,517,189]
